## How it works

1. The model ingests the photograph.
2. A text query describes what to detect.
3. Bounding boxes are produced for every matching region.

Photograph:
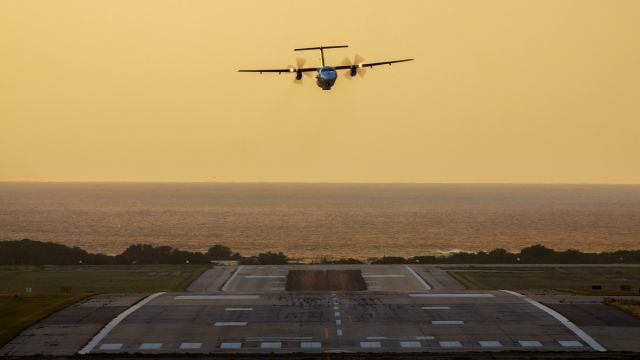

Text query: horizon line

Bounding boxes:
[2,180,640,185]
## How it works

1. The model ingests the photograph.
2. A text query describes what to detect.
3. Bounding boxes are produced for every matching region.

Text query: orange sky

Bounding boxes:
[1,0,639,183]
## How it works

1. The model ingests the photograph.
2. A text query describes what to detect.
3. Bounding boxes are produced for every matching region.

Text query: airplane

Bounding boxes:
[238,45,413,90]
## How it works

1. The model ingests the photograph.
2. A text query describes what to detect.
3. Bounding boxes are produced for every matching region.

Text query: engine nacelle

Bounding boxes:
[296,69,303,80]
[350,66,357,77]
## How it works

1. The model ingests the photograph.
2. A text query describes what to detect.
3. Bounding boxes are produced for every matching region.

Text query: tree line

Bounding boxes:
[1,239,639,265]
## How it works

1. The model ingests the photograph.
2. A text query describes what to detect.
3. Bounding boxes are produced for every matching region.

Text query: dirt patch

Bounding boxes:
[286,270,367,291]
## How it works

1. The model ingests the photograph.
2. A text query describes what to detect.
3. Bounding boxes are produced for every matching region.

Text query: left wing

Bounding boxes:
[238,67,317,74]
[334,58,414,70]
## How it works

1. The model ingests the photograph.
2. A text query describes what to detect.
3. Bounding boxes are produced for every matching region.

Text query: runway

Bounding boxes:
[76,265,604,354]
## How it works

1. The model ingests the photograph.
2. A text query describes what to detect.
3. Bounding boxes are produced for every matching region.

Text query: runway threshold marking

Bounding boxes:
[501,290,606,352]
[78,292,166,355]
[139,343,162,350]
[360,341,382,348]
[301,342,322,349]
[409,293,494,298]
[180,342,202,349]
[518,340,542,347]
[221,265,243,291]
[220,342,242,349]
[479,341,503,348]
[406,265,432,290]
[439,341,462,348]
[400,341,422,348]
[98,344,122,351]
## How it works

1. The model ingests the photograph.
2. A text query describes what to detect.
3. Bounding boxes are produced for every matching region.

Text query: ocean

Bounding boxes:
[1,183,639,260]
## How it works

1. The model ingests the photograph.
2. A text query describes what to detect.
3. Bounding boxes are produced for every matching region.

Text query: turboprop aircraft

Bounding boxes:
[238,45,413,90]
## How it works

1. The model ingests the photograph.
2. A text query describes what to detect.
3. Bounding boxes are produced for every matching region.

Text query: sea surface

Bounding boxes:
[1,183,639,260]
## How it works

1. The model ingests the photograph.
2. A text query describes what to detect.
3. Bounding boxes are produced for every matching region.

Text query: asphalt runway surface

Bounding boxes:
[3,265,639,356]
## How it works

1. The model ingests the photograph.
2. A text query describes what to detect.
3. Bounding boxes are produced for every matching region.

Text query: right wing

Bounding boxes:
[238,67,317,74]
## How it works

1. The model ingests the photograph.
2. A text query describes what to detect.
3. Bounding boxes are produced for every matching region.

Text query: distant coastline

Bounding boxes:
[2,239,640,265]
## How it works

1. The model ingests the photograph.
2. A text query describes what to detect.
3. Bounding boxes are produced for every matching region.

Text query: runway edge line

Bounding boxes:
[77,292,166,355]
[405,265,432,290]
[500,290,606,352]
[221,265,243,292]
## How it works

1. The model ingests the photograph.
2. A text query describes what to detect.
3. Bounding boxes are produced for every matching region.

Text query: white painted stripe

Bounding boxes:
[410,293,494,298]
[246,336,311,341]
[175,295,259,300]
[301,342,322,349]
[245,275,286,278]
[519,340,542,347]
[360,341,382,349]
[432,320,464,325]
[406,265,432,290]
[337,329,343,336]
[479,340,502,348]
[180,342,202,349]
[366,336,433,340]
[336,319,342,325]
[421,306,450,310]
[139,343,162,350]
[215,322,248,326]
[270,287,285,291]
[260,342,282,349]
[333,306,339,310]
[363,274,405,278]
[439,341,462,348]
[559,340,583,347]
[78,292,165,355]
[367,286,382,290]
[501,290,606,352]
[334,311,340,317]
[98,343,122,351]
[225,307,253,311]
[221,265,243,292]
[400,341,422,348]
[220,342,242,349]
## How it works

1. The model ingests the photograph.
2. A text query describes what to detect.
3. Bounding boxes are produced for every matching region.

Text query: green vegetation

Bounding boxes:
[0,265,208,294]
[5,239,640,265]
[604,298,640,318]
[0,293,90,346]
[0,264,208,346]
[448,266,640,295]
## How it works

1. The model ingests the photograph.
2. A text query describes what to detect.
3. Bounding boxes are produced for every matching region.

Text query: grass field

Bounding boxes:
[0,265,210,346]
[447,266,640,295]
[0,265,209,294]
[0,293,90,346]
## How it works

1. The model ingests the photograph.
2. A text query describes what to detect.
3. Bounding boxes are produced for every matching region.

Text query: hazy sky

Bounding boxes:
[1,1,639,183]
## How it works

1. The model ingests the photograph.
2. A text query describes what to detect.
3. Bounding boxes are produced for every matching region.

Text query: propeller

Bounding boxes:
[288,57,311,84]
[341,54,367,79]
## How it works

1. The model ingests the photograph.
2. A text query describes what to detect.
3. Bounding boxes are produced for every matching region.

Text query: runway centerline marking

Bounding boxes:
[501,290,606,352]
[362,274,405,278]
[220,342,242,349]
[215,322,248,326]
[225,307,253,311]
[179,343,202,349]
[400,341,422,348]
[78,292,166,355]
[406,265,432,290]
[245,275,286,279]
[221,265,243,292]
[98,344,122,351]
